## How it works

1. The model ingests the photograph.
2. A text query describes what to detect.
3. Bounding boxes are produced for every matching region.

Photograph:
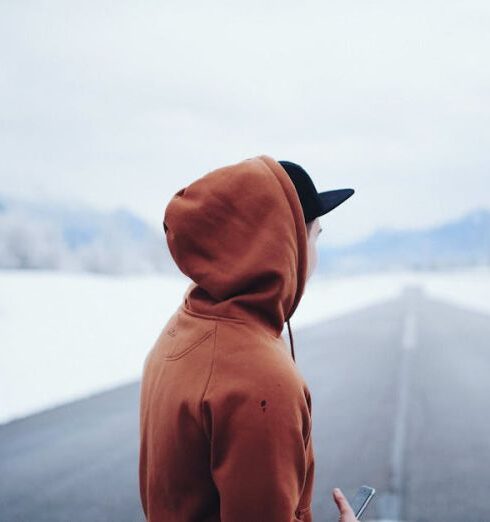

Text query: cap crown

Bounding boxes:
[278,160,323,223]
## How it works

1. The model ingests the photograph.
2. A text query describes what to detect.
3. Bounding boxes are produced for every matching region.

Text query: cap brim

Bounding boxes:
[317,188,355,216]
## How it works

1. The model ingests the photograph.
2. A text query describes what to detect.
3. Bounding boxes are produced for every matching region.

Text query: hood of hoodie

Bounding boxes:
[163,154,308,341]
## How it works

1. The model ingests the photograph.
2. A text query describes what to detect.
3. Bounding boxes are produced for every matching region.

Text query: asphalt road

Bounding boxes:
[1,284,489,522]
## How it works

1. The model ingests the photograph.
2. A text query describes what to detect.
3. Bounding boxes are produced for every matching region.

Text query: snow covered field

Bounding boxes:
[1,267,489,425]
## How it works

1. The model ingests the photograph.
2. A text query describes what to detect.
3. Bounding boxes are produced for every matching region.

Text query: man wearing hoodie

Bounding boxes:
[139,155,356,521]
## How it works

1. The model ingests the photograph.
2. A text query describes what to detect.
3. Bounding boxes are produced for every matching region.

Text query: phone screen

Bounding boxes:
[349,485,376,519]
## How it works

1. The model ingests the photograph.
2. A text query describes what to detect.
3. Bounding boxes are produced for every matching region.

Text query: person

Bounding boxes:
[139,155,356,521]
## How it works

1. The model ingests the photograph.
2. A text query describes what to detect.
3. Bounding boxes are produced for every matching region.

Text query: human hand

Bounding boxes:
[332,487,358,522]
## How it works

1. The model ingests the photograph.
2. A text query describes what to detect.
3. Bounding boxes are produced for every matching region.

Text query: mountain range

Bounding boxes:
[318,207,490,275]
[0,193,488,275]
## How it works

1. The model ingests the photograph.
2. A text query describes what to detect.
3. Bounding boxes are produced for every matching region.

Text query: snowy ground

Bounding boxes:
[1,266,489,425]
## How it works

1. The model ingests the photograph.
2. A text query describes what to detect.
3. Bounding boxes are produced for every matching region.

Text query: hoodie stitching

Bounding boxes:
[163,328,215,361]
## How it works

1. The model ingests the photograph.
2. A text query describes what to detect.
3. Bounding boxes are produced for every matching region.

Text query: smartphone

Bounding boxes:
[349,485,376,519]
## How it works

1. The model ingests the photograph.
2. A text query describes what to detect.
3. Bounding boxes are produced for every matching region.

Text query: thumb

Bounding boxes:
[332,488,354,516]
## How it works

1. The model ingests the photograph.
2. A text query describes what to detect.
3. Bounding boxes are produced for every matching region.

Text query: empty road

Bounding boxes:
[1,285,489,521]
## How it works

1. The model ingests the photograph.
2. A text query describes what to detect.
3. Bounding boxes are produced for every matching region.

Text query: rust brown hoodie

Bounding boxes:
[139,155,315,521]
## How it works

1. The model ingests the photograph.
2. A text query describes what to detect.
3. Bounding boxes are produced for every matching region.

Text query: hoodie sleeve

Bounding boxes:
[202,368,315,522]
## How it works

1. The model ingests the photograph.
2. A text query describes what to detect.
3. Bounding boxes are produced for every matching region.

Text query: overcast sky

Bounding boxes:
[1,1,489,245]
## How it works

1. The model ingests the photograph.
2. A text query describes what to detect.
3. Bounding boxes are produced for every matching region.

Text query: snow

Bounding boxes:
[1,267,489,425]
[297,266,490,329]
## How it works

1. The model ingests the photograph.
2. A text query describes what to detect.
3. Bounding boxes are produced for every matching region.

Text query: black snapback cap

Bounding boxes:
[278,160,355,224]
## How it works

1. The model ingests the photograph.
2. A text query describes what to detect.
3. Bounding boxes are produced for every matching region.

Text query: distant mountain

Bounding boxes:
[1,193,488,276]
[0,194,179,275]
[318,207,490,275]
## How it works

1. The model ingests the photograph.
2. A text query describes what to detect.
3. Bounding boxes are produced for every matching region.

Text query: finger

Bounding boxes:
[332,488,354,515]
[333,490,351,515]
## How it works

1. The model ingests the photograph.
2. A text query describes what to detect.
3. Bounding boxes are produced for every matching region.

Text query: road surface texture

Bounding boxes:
[1,284,489,521]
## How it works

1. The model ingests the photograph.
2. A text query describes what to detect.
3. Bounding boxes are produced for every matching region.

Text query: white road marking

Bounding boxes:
[377,300,418,521]
[402,310,417,351]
